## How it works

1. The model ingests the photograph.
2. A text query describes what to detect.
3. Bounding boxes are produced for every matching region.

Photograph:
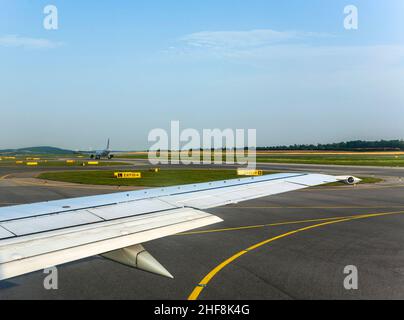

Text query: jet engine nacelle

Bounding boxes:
[336,176,361,185]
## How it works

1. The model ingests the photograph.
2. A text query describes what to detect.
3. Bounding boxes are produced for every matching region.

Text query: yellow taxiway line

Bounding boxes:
[300,184,404,191]
[11,178,136,191]
[178,211,404,236]
[187,210,404,300]
[222,205,404,209]
[178,216,358,236]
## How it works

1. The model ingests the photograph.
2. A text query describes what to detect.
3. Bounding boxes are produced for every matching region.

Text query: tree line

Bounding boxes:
[257,140,404,151]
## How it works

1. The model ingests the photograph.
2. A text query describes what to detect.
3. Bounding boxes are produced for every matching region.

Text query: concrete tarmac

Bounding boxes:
[0,164,404,300]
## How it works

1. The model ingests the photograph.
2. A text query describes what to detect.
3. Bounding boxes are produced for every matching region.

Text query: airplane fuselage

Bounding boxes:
[89,139,113,159]
[90,150,113,160]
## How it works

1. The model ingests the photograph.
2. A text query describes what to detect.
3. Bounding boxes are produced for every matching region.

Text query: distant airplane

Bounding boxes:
[90,138,114,160]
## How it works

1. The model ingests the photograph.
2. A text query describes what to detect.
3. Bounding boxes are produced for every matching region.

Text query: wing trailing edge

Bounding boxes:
[0,208,221,281]
[0,172,346,281]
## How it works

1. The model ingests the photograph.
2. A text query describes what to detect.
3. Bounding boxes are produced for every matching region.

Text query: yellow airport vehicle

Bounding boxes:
[237,169,263,176]
[15,161,23,164]
[149,168,160,173]
[87,161,99,165]
[26,162,39,166]
[66,160,75,164]
[114,172,142,179]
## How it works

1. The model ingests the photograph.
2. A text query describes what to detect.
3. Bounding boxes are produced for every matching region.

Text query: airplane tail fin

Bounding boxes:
[107,138,110,150]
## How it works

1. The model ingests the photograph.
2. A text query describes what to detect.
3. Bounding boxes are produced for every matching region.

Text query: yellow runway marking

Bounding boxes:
[178,215,362,236]
[300,184,404,191]
[222,205,404,209]
[11,179,136,191]
[187,210,404,300]
[179,211,404,236]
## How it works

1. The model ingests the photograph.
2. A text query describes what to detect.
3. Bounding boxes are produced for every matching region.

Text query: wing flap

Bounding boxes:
[0,207,222,280]
[0,227,14,239]
[285,173,336,186]
[160,174,336,209]
[87,198,177,220]
[0,172,339,280]
[0,173,305,222]
[0,173,337,240]
[1,210,102,237]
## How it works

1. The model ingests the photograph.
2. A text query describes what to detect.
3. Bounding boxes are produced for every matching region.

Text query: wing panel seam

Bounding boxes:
[0,173,308,223]
[0,213,216,264]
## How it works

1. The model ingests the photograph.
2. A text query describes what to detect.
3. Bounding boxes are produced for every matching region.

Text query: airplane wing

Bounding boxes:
[0,173,339,281]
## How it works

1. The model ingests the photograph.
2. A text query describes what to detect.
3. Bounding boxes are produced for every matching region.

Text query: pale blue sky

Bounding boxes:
[0,0,403,150]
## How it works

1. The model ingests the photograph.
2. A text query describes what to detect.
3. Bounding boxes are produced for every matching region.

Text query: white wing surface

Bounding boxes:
[0,173,338,280]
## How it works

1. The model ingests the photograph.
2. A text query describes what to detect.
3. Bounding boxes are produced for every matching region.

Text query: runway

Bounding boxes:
[1,164,404,299]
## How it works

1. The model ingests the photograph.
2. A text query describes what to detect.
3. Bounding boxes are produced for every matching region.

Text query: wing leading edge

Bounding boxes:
[0,173,338,280]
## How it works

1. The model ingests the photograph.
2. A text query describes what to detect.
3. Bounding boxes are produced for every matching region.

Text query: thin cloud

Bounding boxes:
[0,35,63,49]
[180,29,328,49]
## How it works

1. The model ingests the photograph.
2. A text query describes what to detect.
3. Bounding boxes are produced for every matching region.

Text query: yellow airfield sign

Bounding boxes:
[114,172,142,179]
[237,169,263,176]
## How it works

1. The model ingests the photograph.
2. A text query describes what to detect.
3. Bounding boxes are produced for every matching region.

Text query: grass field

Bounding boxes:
[0,160,130,167]
[38,169,253,187]
[115,151,404,167]
[0,153,82,159]
[255,154,404,167]
[38,169,382,187]
[115,153,149,159]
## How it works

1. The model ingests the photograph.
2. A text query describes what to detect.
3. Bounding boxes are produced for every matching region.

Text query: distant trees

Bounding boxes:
[148,140,404,152]
[257,140,404,151]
